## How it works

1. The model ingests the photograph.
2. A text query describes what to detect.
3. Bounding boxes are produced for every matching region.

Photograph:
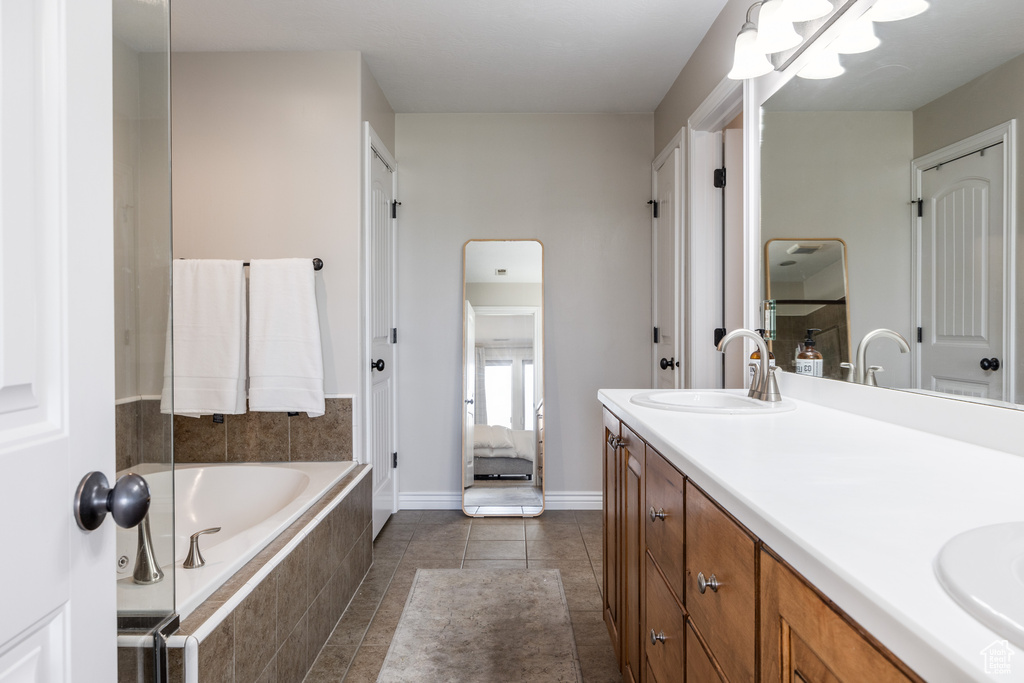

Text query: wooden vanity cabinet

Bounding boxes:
[622,424,645,683]
[645,554,685,683]
[602,409,621,663]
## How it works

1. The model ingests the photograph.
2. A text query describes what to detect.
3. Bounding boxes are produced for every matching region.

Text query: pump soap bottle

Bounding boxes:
[749,329,776,385]
[795,328,823,377]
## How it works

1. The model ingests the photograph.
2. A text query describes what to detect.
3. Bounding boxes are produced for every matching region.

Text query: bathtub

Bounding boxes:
[116,461,356,620]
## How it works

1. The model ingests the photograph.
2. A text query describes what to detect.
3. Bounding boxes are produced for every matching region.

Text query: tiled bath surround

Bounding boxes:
[166,465,372,682]
[115,397,353,470]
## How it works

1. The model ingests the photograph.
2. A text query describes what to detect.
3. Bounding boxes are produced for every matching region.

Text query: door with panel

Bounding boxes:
[653,147,682,388]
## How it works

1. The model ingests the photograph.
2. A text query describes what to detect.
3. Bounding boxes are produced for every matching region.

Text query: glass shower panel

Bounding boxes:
[114,0,175,678]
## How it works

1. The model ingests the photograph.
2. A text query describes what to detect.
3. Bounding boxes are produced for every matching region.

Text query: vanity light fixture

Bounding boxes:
[830,15,880,54]
[797,47,845,79]
[755,0,803,54]
[780,0,832,23]
[728,9,775,80]
[867,0,929,22]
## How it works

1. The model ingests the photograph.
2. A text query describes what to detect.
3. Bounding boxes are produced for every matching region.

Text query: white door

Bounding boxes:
[366,125,398,539]
[919,143,1006,400]
[0,0,115,679]
[463,302,476,488]
[653,147,681,388]
[723,128,746,388]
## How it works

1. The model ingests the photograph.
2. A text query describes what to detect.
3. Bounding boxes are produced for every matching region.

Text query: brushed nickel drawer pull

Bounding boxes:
[649,506,667,522]
[650,629,666,645]
[607,435,625,450]
[697,571,719,594]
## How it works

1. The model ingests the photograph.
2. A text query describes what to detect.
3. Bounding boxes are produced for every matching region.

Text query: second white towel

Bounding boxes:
[248,258,326,417]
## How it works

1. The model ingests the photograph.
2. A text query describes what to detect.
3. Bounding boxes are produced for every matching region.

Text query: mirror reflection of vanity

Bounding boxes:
[759,0,1024,407]
[462,240,544,516]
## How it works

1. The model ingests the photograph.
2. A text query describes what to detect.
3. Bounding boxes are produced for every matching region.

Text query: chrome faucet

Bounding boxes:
[133,513,164,585]
[717,328,782,402]
[183,527,221,569]
[854,329,910,384]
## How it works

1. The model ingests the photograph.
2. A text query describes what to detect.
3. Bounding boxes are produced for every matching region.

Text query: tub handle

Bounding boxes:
[183,527,221,569]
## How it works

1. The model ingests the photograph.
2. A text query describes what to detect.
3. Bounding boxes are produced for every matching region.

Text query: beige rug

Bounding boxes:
[377,569,583,683]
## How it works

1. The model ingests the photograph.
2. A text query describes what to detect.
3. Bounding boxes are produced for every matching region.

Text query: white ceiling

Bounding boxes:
[169,0,731,113]
[465,241,542,284]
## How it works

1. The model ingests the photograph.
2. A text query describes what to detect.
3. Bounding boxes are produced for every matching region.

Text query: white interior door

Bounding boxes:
[653,147,681,388]
[0,0,114,679]
[688,130,724,389]
[463,302,476,488]
[723,128,746,388]
[366,126,398,539]
[919,144,1006,400]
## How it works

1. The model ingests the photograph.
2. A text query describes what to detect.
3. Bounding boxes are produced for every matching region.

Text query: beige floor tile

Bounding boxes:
[574,510,603,525]
[411,523,471,542]
[571,610,614,647]
[527,538,590,561]
[577,644,623,683]
[525,510,579,524]
[416,510,472,525]
[470,516,527,526]
[341,645,389,682]
[469,523,526,541]
[464,540,527,560]
[461,559,529,569]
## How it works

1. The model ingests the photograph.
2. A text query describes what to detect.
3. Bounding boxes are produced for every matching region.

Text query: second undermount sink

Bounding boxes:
[629,389,795,415]
[936,522,1024,649]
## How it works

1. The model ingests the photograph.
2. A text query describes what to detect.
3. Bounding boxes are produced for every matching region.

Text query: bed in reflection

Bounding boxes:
[472,424,535,480]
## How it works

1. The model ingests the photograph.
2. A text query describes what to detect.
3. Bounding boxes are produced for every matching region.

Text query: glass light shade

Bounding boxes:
[781,0,833,22]
[798,50,845,79]
[728,26,775,80]
[831,16,880,54]
[868,0,929,22]
[755,0,803,54]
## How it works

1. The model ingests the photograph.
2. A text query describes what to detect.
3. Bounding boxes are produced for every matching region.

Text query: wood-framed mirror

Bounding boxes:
[462,239,545,516]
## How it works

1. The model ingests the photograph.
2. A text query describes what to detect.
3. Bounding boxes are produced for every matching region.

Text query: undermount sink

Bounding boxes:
[936,522,1024,648]
[629,389,795,415]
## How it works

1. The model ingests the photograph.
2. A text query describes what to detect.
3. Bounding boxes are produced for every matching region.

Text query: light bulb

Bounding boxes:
[798,49,844,79]
[781,0,833,22]
[831,16,880,54]
[755,0,803,54]
[868,0,929,22]
[728,25,775,80]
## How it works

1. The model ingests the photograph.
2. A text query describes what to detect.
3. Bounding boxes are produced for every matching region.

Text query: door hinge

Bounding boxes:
[647,199,659,218]
[653,327,660,344]
[392,200,402,219]
[713,167,727,189]
[391,328,397,344]
[392,452,398,468]
[917,327,923,343]
[713,327,727,348]
[911,198,923,218]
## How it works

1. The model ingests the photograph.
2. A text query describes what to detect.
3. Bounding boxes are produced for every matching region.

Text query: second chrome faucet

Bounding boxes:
[717,329,783,402]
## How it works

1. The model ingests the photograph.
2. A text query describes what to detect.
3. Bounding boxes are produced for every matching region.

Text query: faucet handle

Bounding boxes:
[866,365,884,386]
[183,527,221,569]
[840,362,856,383]
[747,362,761,398]
[761,366,783,402]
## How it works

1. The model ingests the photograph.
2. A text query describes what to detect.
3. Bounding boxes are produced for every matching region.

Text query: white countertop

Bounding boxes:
[598,385,1024,682]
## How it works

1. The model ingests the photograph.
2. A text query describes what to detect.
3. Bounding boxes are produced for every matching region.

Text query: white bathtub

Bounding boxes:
[116,461,356,619]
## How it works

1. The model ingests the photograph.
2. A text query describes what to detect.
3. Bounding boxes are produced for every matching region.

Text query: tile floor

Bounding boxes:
[304,509,623,682]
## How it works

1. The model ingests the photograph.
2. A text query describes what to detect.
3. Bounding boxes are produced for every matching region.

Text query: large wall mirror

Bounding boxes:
[462,240,544,516]
[760,0,1024,407]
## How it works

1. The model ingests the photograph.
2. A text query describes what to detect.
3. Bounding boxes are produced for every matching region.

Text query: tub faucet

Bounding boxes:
[183,527,221,569]
[717,328,782,402]
[854,329,910,384]
[133,513,164,585]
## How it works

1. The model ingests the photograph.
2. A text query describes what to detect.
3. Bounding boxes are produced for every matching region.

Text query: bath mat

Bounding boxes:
[377,569,583,683]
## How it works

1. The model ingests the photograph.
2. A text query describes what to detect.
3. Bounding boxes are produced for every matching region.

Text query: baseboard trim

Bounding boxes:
[398,490,602,511]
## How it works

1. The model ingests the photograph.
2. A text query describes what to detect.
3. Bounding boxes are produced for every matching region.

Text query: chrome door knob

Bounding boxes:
[650,629,666,645]
[74,471,151,531]
[697,571,719,594]
[649,507,666,522]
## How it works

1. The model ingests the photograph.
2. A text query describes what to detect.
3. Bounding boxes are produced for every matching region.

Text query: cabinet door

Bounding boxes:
[685,481,757,683]
[645,554,685,683]
[760,550,920,683]
[623,425,645,683]
[602,409,621,662]
[646,449,685,600]
[686,620,726,683]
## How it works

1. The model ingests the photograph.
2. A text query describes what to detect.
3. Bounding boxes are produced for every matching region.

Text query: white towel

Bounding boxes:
[160,259,247,416]
[248,258,325,417]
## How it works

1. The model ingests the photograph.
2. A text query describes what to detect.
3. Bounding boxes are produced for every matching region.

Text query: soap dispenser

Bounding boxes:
[749,329,776,385]
[795,328,823,377]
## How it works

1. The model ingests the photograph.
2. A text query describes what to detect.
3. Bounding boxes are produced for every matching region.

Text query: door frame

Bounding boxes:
[651,131,685,388]
[910,121,1017,401]
[361,122,398,530]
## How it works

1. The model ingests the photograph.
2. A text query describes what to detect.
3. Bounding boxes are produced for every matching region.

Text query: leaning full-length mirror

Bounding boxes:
[760,0,1024,407]
[462,240,544,516]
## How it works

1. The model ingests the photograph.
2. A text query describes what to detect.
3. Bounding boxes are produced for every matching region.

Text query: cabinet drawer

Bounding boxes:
[645,553,685,683]
[645,448,685,600]
[685,481,757,683]
[686,620,726,683]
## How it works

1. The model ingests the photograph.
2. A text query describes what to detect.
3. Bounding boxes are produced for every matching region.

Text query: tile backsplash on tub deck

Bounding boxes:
[116,397,353,469]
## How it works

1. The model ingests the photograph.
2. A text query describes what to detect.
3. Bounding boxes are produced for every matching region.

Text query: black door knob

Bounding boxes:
[660,357,677,370]
[371,359,385,372]
[980,357,1001,371]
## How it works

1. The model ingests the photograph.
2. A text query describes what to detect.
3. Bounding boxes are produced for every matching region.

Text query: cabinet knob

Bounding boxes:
[649,507,666,522]
[649,629,666,645]
[607,434,625,450]
[697,571,719,594]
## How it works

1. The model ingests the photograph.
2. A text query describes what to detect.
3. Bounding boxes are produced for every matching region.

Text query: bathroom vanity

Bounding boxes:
[599,378,1024,683]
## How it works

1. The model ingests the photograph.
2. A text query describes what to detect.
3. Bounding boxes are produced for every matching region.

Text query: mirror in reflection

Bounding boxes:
[765,239,850,380]
[463,240,544,516]
[760,0,1024,406]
